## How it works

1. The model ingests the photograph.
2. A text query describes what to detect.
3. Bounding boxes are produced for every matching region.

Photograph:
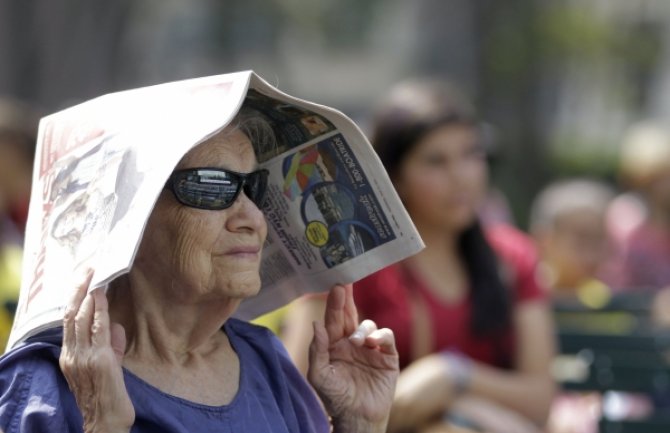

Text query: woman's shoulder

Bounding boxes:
[484,223,537,262]
[225,318,293,367]
[352,263,410,314]
[484,223,548,303]
[226,317,276,343]
[0,329,80,432]
[353,262,404,296]
[485,223,540,276]
[0,328,64,384]
[224,318,329,431]
[224,317,314,381]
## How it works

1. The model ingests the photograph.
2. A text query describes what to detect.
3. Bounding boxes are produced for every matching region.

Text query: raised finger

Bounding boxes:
[74,291,95,348]
[324,284,346,341]
[91,288,111,348]
[342,284,359,336]
[307,321,329,387]
[62,269,93,350]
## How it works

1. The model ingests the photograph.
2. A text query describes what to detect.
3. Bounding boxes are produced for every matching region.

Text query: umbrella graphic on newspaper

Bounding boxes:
[299,182,380,267]
[282,146,332,200]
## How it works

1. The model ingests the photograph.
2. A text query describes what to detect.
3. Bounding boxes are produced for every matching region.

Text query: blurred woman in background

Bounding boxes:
[283,79,556,433]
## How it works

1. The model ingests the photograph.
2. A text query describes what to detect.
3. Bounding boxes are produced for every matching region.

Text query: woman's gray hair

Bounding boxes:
[232,106,277,162]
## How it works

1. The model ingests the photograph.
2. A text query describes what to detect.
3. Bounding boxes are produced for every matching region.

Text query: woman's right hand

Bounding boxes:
[59,270,135,433]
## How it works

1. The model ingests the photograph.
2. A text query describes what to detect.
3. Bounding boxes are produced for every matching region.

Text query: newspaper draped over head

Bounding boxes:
[7,71,424,350]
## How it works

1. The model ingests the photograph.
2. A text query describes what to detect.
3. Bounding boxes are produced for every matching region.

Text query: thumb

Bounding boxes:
[110,322,127,364]
[307,321,329,386]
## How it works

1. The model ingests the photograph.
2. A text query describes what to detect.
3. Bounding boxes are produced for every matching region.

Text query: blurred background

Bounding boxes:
[3,0,670,226]
[4,2,670,431]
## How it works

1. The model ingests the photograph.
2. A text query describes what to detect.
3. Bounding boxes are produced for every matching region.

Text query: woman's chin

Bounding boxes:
[222,275,262,300]
[444,211,477,231]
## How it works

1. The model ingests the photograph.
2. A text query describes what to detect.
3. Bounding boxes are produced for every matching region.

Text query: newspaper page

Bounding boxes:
[7,71,423,350]
[234,83,423,319]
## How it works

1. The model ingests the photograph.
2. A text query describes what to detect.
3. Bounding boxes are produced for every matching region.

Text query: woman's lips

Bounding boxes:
[224,246,261,257]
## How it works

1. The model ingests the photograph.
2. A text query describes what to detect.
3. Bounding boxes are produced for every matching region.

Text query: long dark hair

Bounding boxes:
[371,79,510,337]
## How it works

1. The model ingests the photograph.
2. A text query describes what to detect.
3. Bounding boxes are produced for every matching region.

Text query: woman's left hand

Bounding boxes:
[308,284,399,433]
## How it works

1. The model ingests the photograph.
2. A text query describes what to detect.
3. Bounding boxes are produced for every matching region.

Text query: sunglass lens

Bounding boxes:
[175,170,241,209]
[245,170,268,208]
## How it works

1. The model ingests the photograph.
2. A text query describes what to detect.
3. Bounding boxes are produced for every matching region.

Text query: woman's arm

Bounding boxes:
[389,301,556,432]
[464,301,557,423]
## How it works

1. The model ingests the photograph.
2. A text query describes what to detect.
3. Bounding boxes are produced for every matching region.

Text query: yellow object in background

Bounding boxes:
[576,279,612,310]
[0,245,22,351]
[251,304,290,336]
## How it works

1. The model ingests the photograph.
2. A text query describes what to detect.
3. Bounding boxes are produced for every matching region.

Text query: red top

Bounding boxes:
[353,224,547,370]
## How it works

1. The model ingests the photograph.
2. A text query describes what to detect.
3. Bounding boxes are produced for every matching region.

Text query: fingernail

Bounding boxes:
[349,331,364,341]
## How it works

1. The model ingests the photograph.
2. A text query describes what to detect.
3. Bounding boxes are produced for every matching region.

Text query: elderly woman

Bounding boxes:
[0,117,399,432]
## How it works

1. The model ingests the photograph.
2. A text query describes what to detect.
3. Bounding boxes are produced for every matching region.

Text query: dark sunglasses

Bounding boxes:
[165,167,269,210]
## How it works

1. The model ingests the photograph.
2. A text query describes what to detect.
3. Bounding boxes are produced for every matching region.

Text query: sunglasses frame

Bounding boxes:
[165,167,269,211]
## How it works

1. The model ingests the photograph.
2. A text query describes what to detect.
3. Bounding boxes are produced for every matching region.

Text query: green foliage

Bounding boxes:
[548,136,619,180]
[536,5,614,62]
[536,3,662,69]
[480,3,537,89]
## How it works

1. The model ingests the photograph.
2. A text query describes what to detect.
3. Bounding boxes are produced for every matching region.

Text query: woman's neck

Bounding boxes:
[404,220,469,301]
[409,220,461,265]
[108,272,239,366]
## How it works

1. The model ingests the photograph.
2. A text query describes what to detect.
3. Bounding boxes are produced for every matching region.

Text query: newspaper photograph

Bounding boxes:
[7,70,424,349]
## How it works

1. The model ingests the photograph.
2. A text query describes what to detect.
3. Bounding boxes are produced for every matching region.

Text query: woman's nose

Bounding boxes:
[225,191,267,233]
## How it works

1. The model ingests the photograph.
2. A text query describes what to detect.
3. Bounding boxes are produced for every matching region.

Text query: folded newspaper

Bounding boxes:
[7,71,424,350]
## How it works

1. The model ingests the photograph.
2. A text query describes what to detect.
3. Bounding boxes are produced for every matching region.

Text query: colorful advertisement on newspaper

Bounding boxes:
[263,133,396,271]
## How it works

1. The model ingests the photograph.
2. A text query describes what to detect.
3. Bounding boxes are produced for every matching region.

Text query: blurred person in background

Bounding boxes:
[613,123,670,428]
[0,99,38,349]
[529,178,615,307]
[613,121,670,291]
[529,178,634,433]
[282,79,556,433]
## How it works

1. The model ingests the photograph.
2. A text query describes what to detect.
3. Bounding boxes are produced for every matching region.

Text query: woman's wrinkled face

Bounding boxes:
[135,127,267,302]
[395,124,487,232]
